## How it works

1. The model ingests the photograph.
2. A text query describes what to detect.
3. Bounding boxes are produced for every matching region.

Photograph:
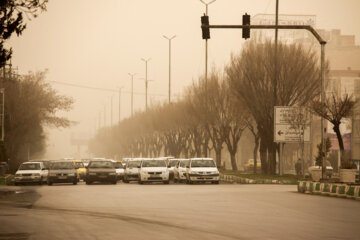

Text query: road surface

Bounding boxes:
[1,182,359,239]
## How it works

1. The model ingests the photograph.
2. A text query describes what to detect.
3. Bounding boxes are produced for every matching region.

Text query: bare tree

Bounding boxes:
[227,40,321,174]
[311,93,355,168]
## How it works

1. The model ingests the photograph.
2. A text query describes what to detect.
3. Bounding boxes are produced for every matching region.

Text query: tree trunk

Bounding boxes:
[230,150,238,170]
[215,146,222,168]
[253,135,260,174]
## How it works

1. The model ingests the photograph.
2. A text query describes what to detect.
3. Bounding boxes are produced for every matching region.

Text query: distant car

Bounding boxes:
[72,160,86,180]
[47,161,78,186]
[167,159,179,180]
[123,159,142,183]
[186,158,219,184]
[86,160,117,184]
[173,159,189,183]
[112,160,125,181]
[245,159,261,171]
[308,161,333,178]
[139,158,169,184]
[14,162,48,185]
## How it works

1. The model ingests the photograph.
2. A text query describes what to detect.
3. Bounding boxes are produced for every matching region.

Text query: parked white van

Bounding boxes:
[139,158,169,184]
[186,158,219,184]
[14,161,48,185]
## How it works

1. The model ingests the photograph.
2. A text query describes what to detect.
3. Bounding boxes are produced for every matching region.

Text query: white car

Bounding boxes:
[186,158,219,184]
[112,161,125,181]
[139,158,169,184]
[123,158,142,183]
[174,159,190,183]
[14,162,48,185]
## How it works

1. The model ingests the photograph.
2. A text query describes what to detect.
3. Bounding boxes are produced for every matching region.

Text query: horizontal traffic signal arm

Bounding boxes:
[201,24,326,44]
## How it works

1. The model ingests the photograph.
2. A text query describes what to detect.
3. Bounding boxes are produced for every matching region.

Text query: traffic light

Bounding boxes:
[201,14,210,40]
[242,13,250,39]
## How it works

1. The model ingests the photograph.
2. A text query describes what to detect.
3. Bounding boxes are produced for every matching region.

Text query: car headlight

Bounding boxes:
[190,171,198,174]
[89,173,96,175]
[68,173,75,176]
[109,172,116,175]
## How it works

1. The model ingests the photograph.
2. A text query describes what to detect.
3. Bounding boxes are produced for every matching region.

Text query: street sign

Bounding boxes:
[274,106,311,143]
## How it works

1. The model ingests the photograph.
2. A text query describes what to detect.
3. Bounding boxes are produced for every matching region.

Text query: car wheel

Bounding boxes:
[212,181,219,184]
[47,181,52,186]
[163,181,169,184]
[86,180,91,185]
[138,180,143,184]
[14,182,19,186]
[174,178,177,183]
[73,180,78,185]
[39,178,43,185]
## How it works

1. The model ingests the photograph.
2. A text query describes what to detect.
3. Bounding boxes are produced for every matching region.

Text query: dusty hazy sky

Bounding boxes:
[7,0,360,158]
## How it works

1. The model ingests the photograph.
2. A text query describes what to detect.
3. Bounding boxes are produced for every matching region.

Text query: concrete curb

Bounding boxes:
[220,173,297,185]
[297,180,360,200]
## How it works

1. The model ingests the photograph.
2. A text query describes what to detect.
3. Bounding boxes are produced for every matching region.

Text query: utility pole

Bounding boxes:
[163,35,176,104]
[200,0,216,93]
[118,86,123,123]
[110,96,113,127]
[141,58,151,111]
[128,73,136,117]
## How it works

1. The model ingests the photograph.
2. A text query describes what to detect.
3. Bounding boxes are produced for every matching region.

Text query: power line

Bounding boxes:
[50,80,166,97]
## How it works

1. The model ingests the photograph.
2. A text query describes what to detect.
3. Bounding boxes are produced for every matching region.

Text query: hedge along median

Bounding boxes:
[220,173,298,185]
[297,180,360,200]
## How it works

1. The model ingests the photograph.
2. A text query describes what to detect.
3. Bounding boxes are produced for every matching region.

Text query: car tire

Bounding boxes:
[163,181,169,184]
[139,180,143,184]
[73,180,78,185]
[173,178,177,183]
[47,181,52,186]
[212,181,219,184]
[14,182,19,186]
[86,180,91,185]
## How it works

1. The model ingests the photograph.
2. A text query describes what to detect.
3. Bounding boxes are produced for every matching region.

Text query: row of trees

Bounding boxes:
[90,40,326,173]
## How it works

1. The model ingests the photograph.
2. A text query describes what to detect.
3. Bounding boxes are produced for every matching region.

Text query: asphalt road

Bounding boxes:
[0,182,359,240]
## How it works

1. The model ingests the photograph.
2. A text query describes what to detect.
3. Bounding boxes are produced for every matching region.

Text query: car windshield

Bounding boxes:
[19,163,41,170]
[180,160,190,168]
[88,161,114,168]
[168,160,178,167]
[74,162,84,168]
[114,162,123,169]
[142,160,166,167]
[51,161,74,170]
[191,160,216,168]
[127,161,141,168]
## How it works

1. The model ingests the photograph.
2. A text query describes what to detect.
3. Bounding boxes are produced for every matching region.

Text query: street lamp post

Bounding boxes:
[118,86,123,123]
[200,0,216,92]
[163,35,176,104]
[128,73,136,117]
[141,58,151,111]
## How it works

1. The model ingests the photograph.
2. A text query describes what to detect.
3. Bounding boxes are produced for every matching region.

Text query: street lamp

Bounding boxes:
[118,86,124,123]
[200,0,216,91]
[163,35,176,104]
[141,58,151,111]
[128,73,136,117]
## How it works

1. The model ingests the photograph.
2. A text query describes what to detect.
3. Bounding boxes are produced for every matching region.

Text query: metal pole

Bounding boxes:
[118,86,123,123]
[1,89,4,141]
[110,96,113,127]
[128,73,136,117]
[141,58,151,111]
[163,35,176,104]
[321,43,327,179]
[274,0,280,175]
[200,0,216,94]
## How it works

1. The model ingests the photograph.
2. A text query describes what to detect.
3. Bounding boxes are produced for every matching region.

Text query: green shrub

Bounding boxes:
[315,183,320,191]
[346,186,355,196]
[331,185,337,193]
[302,182,307,193]
[323,184,330,192]
[339,186,346,194]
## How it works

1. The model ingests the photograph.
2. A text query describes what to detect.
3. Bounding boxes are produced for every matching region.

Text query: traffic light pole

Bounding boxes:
[202,22,327,178]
